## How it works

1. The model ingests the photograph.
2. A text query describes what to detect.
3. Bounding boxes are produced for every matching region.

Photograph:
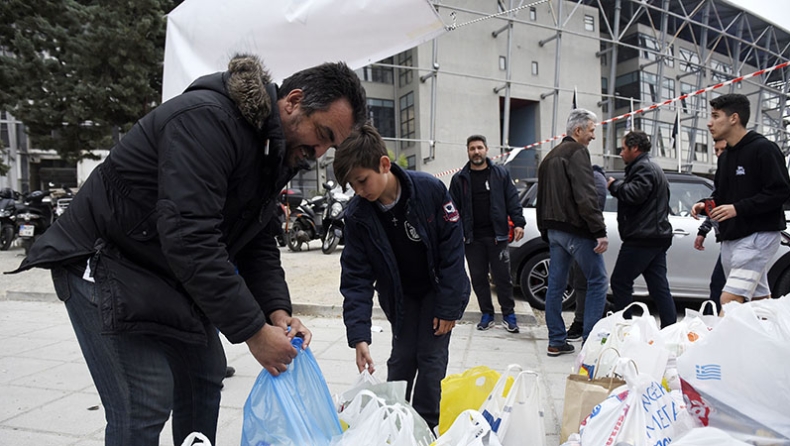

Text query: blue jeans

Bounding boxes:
[52,268,226,446]
[611,244,677,328]
[545,230,608,346]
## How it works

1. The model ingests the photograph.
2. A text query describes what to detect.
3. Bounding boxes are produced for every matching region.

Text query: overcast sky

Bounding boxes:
[726,0,790,34]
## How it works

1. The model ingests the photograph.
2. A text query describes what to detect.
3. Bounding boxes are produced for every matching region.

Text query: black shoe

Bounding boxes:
[566,321,584,342]
[547,342,575,357]
[225,366,236,378]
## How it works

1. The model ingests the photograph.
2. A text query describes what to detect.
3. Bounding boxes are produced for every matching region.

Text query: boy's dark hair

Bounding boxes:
[279,62,368,127]
[333,123,387,188]
[466,134,487,148]
[623,130,652,153]
[709,93,750,127]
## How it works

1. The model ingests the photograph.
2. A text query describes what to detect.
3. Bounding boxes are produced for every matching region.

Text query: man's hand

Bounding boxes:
[433,318,456,336]
[710,204,737,222]
[594,236,608,254]
[269,309,312,348]
[607,177,616,188]
[245,324,298,376]
[690,202,705,220]
[513,227,525,242]
[694,235,705,251]
[354,342,375,374]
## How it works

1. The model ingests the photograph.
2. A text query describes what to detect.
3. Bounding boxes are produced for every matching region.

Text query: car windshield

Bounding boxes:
[522,174,712,216]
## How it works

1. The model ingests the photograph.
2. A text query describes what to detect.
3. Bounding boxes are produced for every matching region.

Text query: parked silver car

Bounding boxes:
[509,172,790,310]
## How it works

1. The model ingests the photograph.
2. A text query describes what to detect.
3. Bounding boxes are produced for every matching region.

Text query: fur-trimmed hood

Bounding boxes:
[225,54,272,131]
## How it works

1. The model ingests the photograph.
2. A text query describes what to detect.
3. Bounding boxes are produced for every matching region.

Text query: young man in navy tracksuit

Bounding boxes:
[333,124,470,429]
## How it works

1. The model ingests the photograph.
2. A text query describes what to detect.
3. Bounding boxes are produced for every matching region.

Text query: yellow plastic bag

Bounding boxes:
[438,365,502,435]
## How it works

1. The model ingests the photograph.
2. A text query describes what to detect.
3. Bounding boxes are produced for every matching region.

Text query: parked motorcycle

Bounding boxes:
[320,181,352,254]
[0,187,18,251]
[52,185,75,220]
[286,188,328,252]
[274,188,302,247]
[15,189,54,255]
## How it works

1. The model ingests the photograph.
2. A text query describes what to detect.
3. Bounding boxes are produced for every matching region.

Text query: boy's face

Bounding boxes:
[347,156,391,202]
[707,107,737,142]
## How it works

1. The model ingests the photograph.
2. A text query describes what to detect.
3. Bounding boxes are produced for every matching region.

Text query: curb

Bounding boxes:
[3,291,540,327]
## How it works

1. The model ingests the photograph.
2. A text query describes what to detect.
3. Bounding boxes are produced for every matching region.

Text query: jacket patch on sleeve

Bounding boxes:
[443,201,460,222]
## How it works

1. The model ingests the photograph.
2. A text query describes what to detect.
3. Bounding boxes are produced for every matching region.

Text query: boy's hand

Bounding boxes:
[694,235,705,251]
[354,342,376,374]
[690,202,704,219]
[433,318,456,336]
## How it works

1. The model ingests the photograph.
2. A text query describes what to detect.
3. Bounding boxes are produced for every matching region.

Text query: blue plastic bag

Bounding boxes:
[241,337,342,446]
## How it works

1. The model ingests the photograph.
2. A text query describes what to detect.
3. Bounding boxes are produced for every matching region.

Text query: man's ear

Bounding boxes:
[282,89,304,114]
[729,112,741,127]
[380,155,392,174]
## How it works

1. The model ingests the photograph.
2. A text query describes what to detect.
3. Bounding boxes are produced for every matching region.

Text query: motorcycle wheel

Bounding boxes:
[321,229,340,254]
[0,224,13,251]
[287,221,305,252]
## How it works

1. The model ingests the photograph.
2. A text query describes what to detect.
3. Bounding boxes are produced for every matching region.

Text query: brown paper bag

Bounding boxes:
[559,373,625,443]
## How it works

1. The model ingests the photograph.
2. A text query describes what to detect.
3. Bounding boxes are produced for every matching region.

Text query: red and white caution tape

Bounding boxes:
[434,60,789,177]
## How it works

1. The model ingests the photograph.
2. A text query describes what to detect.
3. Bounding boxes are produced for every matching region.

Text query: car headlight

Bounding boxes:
[329,202,343,218]
[0,209,10,218]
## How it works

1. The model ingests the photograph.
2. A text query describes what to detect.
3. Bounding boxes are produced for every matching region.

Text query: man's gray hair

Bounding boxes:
[566,109,598,135]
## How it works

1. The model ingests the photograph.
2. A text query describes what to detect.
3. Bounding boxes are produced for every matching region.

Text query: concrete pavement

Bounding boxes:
[0,243,577,445]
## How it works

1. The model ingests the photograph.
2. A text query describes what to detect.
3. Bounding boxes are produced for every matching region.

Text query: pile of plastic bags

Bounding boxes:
[560,296,790,445]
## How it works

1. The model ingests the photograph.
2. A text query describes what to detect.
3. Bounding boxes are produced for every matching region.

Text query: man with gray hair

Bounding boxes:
[536,109,608,356]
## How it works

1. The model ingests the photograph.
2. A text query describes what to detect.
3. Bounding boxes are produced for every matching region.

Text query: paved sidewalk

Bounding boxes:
[0,245,577,445]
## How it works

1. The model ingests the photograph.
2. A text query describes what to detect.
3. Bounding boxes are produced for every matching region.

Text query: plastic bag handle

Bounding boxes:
[488,364,522,400]
[698,300,717,316]
[618,301,650,318]
[591,347,621,380]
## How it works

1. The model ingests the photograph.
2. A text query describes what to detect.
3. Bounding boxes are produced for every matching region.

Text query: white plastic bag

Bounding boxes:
[479,364,521,433]
[180,432,211,446]
[496,370,546,446]
[333,389,432,446]
[678,298,790,441]
[579,359,695,446]
[335,369,381,412]
[672,427,752,445]
[432,409,503,446]
[577,302,667,382]
[659,313,711,358]
[683,300,720,330]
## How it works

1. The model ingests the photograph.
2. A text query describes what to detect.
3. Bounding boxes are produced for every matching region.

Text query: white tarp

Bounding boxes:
[162,0,447,101]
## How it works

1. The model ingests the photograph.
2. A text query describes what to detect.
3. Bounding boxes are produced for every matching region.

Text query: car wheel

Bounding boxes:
[518,251,576,311]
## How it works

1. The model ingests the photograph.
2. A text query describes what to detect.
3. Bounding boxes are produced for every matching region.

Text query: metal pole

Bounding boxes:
[606,0,622,170]
[550,0,564,147]
[501,0,515,155]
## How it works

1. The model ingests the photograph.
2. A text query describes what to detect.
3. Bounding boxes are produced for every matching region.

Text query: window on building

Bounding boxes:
[584,15,595,32]
[638,34,673,67]
[617,34,639,63]
[640,72,659,104]
[531,61,538,76]
[499,56,507,71]
[398,51,413,87]
[710,60,732,82]
[655,121,675,158]
[367,98,396,138]
[678,48,699,72]
[0,123,9,149]
[691,128,709,163]
[529,7,536,21]
[763,94,781,110]
[614,71,640,109]
[680,82,704,113]
[407,155,416,170]
[360,57,394,84]
[399,92,415,150]
[662,77,675,103]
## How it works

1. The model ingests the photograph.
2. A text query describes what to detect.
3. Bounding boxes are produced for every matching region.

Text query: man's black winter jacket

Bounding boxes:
[13,57,296,345]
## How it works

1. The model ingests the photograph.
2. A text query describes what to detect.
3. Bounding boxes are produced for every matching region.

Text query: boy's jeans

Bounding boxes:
[52,267,226,446]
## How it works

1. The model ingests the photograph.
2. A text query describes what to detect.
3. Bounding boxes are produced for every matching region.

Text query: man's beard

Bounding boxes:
[470,157,485,166]
[287,145,316,171]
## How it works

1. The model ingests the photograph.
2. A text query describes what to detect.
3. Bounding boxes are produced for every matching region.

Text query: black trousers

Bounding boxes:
[464,237,515,316]
[387,290,450,429]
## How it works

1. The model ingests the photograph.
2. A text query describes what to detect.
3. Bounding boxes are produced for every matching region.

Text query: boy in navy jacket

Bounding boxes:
[333,124,470,429]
